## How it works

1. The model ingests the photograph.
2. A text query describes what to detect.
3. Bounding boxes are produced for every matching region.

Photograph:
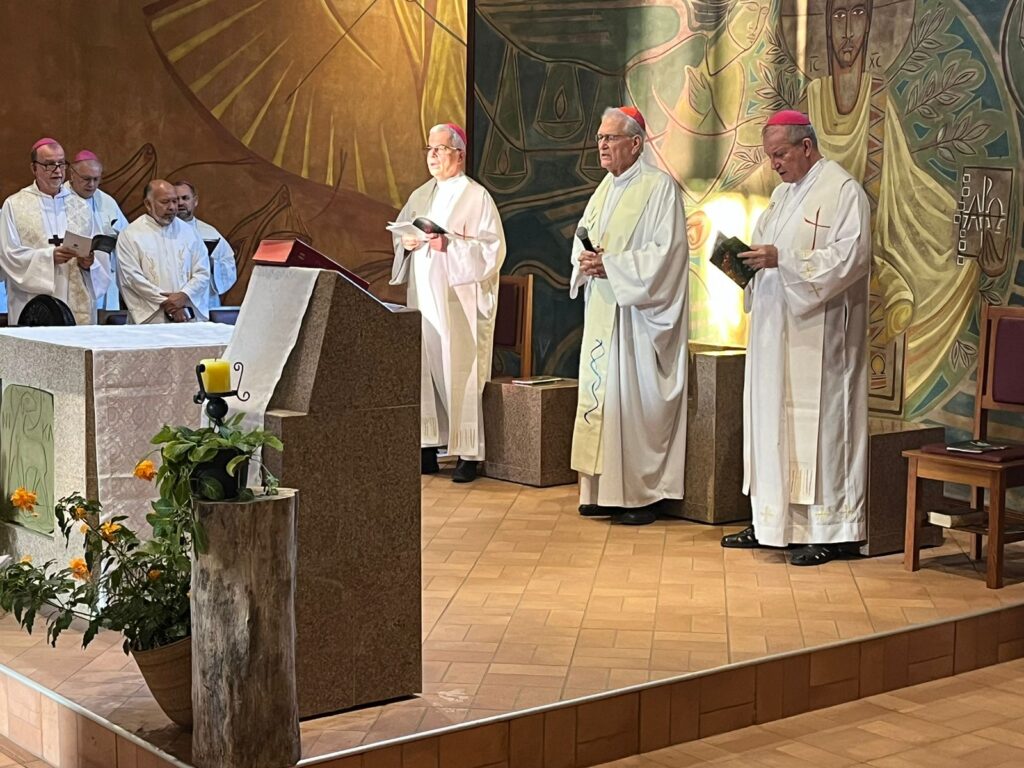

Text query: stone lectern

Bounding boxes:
[256,269,422,718]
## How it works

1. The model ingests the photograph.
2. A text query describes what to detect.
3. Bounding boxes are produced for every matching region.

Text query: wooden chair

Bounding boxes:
[493,274,534,378]
[903,303,1024,588]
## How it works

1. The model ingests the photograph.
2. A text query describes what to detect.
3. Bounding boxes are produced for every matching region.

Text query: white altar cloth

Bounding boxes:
[0,323,232,535]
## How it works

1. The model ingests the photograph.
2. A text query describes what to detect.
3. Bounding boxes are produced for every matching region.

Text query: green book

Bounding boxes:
[710,232,756,289]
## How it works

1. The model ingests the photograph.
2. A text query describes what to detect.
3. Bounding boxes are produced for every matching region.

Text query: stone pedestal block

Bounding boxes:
[482,378,578,487]
[192,490,300,768]
[671,349,749,524]
[863,419,945,556]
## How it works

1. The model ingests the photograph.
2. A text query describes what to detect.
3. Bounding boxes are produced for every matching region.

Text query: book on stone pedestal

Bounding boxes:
[710,232,756,289]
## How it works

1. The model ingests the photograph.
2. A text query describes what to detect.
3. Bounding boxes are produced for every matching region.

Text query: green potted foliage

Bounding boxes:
[0,415,283,729]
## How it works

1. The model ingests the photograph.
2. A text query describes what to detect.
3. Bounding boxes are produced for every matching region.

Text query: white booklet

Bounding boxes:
[386,221,424,239]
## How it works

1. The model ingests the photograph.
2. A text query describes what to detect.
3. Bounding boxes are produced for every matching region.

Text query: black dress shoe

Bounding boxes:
[613,507,657,526]
[579,504,612,517]
[721,525,763,548]
[421,447,439,475]
[452,459,478,483]
[789,543,849,566]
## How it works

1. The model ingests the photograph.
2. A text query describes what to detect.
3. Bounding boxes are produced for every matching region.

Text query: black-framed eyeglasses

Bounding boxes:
[69,165,101,183]
[33,161,68,171]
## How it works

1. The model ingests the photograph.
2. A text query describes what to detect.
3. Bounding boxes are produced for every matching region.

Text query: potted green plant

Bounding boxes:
[0,415,283,728]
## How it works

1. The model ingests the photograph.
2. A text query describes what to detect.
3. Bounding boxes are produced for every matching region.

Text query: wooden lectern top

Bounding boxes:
[253,239,369,290]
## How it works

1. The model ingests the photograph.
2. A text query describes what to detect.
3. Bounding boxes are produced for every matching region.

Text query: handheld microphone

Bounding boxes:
[576,226,596,252]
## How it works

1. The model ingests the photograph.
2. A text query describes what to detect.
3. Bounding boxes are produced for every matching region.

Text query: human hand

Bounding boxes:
[53,245,77,265]
[428,233,447,254]
[159,291,188,312]
[739,244,778,270]
[170,308,190,322]
[76,251,95,269]
[578,248,606,278]
[401,235,423,251]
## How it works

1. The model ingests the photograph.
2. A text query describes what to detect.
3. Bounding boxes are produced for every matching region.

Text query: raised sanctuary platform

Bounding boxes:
[0,475,1022,768]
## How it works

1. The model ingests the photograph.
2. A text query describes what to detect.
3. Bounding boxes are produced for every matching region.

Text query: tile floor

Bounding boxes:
[1,473,1023,764]
[597,657,1024,767]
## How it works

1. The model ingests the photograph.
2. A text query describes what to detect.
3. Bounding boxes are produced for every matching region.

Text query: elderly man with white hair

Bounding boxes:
[390,122,506,484]
[570,106,690,525]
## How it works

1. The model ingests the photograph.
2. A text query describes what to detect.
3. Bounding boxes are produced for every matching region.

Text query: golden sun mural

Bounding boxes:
[143,0,466,208]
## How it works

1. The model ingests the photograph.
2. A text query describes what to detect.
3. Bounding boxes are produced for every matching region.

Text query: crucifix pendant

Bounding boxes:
[48,234,62,246]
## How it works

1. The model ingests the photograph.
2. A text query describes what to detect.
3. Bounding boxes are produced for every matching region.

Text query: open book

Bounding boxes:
[63,230,117,255]
[710,232,756,289]
[512,376,565,386]
[386,217,450,240]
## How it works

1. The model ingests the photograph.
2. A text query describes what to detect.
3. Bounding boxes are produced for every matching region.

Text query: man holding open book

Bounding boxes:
[720,110,871,565]
[389,122,506,484]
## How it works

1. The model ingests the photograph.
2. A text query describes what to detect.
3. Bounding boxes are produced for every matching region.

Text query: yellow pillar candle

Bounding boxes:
[200,359,232,394]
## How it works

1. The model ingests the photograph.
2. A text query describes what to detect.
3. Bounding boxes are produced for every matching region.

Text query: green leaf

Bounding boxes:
[225,455,248,477]
[196,475,224,501]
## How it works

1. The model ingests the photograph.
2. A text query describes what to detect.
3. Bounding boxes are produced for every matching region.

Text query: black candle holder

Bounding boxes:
[194,361,251,428]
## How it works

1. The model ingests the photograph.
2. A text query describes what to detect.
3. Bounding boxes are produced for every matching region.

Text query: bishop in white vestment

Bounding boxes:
[66,150,129,311]
[174,180,237,307]
[721,110,871,565]
[0,139,110,325]
[570,107,689,526]
[116,179,210,324]
[390,123,506,484]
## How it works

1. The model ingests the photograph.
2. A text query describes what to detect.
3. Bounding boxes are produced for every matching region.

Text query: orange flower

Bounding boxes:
[19,555,31,565]
[99,521,122,542]
[10,488,36,513]
[147,569,162,581]
[69,557,90,580]
[133,459,157,481]
[72,506,88,520]
[80,523,90,535]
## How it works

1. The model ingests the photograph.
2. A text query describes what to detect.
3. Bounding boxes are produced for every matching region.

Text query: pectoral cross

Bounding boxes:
[48,234,62,246]
[803,208,830,250]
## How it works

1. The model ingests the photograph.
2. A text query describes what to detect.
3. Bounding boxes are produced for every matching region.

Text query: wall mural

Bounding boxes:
[474,0,1023,438]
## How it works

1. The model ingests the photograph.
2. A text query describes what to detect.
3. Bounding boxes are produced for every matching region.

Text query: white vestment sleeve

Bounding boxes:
[88,253,112,299]
[116,233,167,323]
[441,192,505,287]
[210,239,236,295]
[182,239,211,320]
[0,199,57,296]
[601,179,689,314]
[775,180,871,317]
[390,197,418,286]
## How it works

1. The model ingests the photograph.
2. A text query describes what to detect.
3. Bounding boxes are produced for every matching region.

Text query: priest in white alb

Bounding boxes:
[721,110,871,565]
[174,179,237,307]
[570,106,689,526]
[0,138,111,325]
[390,122,506,483]
[66,150,129,310]
[116,179,210,324]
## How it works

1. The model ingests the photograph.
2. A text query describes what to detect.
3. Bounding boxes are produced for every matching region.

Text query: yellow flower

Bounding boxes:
[147,569,162,581]
[99,521,122,542]
[19,555,31,564]
[133,459,157,481]
[69,557,90,580]
[9,488,36,513]
[72,506,88,520]
[80,523,90,535]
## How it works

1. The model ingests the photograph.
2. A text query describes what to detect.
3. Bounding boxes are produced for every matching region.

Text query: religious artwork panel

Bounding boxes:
[473,0,1023,449]
[0,385,55,535]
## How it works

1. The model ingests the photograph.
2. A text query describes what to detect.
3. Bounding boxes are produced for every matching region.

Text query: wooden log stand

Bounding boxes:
[191,489,301,768]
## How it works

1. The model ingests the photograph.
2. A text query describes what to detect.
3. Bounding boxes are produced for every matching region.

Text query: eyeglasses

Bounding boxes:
[33,161,68,171]
[69,166,101,183]
[595,134,629,144]
[424,145,460,156]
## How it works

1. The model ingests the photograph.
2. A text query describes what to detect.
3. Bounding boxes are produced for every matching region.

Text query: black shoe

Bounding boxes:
[612,508,657,526]
[452,459,478,483]
[579,504,612,517]
[721,525,762,549]
[421,447,439,474]
[789,543,848,567]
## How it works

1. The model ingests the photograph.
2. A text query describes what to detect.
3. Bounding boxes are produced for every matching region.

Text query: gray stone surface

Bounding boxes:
[262,270,422,718]
[481,378,578,487]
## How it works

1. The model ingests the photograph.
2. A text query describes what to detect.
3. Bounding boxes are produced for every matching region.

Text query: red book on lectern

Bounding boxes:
[252,239,370,290]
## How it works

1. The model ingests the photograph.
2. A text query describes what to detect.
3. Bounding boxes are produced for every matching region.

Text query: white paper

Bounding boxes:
[62,229,93,255]
[386,220,425,240]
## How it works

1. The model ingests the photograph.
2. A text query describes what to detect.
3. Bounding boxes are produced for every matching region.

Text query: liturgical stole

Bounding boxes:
[571,169,660,476]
